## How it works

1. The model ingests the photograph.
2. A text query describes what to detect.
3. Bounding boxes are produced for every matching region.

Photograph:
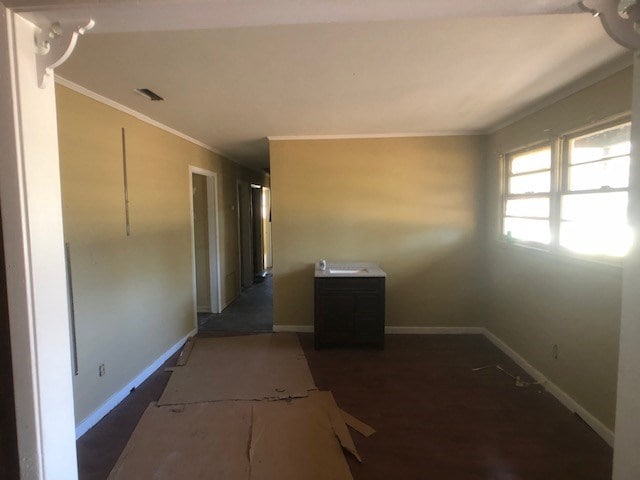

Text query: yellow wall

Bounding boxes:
[484,67,632,430]
[192,173,211,311]
[270,136,484,328]
[56,85,267,424]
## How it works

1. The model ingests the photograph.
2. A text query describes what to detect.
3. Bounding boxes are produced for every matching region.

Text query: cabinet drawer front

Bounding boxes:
[316,277,383,293]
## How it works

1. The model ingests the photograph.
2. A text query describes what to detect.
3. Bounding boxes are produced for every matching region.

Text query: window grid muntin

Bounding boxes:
[568,122,631,166]
[566,155,630,192]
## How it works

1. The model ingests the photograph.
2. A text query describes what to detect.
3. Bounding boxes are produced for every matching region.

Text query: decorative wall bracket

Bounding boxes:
[34,18,95,88]
[581,0,640,49]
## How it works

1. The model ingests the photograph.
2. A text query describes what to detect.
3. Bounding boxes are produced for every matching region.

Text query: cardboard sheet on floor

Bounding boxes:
[158,333,316,405]
[107,401,252,480]
[107,392,358,480]
[250,392,355,479]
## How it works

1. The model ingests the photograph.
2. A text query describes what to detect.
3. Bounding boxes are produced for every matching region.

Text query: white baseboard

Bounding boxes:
[272,325,314,333]
[74,323,613,445]
[75,329,196,439]
[272,325,485,335]
[385,326,484,334]
[482,328,615,446]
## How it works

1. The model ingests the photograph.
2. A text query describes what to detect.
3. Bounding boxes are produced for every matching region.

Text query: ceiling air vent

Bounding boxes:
[134,88,164,101]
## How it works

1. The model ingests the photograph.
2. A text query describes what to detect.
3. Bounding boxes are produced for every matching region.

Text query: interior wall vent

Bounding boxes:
[134,88,164,101]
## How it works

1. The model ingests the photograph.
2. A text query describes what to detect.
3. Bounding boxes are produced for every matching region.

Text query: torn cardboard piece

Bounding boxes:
[158,333,317,405]
[250,392,355,479]
[176,336,195,366]
[108,392,360,480]
[309,391,362,463]
[340,408,376,438]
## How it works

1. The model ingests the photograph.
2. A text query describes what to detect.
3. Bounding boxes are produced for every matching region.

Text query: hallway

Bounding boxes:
[198,274,273,333]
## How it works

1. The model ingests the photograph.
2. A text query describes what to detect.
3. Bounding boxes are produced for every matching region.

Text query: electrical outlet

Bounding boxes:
[552,344,559,360]
[98,363,106,377]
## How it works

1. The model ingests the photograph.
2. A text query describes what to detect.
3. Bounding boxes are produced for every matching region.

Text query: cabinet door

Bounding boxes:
[354,293,382,335]
[317,293,354,344]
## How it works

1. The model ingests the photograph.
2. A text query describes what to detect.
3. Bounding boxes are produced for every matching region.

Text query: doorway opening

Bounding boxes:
[0,206,19,479]
[199,181,273,333]
[189,168,221,325]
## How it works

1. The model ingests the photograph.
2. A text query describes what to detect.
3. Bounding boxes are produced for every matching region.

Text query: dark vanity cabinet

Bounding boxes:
[314,276,385,349]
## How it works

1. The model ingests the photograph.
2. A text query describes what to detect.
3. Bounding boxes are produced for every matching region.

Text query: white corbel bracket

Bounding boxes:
[34,18,95,89]
[581,0,640,49]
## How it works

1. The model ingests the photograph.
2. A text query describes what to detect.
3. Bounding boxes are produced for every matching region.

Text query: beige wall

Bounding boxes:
[270,136,484,328]
[56,85,267,424]
[484,67,633,430]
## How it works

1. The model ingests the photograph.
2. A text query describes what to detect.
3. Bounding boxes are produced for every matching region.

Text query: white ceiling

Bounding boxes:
[56,12,627,170]
[17,1,584,31]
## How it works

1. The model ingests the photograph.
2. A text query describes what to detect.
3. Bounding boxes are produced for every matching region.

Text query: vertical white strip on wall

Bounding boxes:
[0,9,78,480]
[206,174,221,313]
[613,52,640,480]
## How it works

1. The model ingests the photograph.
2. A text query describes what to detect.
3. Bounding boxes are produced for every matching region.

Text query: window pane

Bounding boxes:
[509,171,551,194]
[503,217,550,244]
[568,156,630,191]
[560,221,633,257]
[505,197,550,218]
[511,148,551,174]
[561,192,628,222]
[570,123,631,165]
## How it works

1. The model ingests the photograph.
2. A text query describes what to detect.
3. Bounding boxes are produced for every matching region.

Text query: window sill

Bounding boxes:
[493,239,623,276]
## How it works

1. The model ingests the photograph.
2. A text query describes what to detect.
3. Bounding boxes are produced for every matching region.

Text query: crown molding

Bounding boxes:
[267,131,484,142]
[54,75,231,160]
[489,51,633,134]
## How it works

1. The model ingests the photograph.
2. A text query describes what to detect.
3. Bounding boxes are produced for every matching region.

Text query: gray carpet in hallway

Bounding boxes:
[198,274,273,333]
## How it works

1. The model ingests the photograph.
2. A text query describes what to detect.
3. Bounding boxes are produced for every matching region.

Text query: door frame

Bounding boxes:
[236,179,243,293]
[237,180,254,290]
[188,166,222,322]
[251,183,264,275]
[262,186,273,269]
[0,11,79,478]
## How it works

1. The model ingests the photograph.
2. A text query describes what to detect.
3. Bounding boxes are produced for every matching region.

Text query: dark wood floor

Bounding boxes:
[300,334,612,480]
[77,333,612,480]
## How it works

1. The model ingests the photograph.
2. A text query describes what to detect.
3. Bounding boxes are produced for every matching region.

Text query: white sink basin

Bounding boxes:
[329,268,368,274]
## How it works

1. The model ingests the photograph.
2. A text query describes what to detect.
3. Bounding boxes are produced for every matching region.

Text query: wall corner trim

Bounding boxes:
[482,328,615,446]
[75,329,196,439]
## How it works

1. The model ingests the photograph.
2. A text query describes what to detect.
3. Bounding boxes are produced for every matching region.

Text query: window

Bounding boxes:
[503,146,552,245]
[502,120,632,259]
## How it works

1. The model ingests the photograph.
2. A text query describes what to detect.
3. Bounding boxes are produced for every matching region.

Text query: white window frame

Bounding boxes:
[502,143,554,248]
[500,116,632,263]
